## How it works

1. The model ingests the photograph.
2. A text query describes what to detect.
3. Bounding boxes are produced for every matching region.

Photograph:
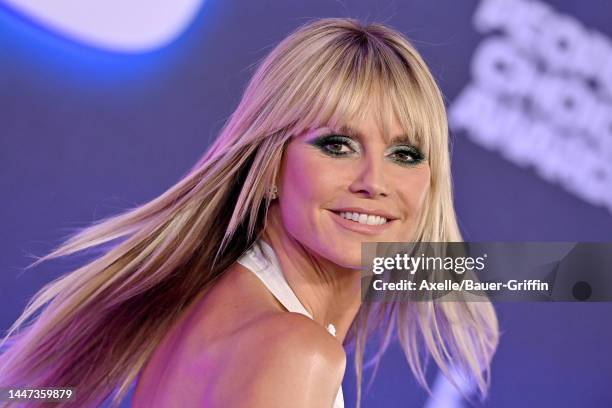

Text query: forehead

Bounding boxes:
[289,74,430,151]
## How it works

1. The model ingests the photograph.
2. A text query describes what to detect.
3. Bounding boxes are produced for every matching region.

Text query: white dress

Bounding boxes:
[237,239,345,408]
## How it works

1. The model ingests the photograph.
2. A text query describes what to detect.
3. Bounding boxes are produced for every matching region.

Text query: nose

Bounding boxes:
[348,154,390,198]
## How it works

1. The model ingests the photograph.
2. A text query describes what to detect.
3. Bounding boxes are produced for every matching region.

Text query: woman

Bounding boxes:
[0,18,498,407]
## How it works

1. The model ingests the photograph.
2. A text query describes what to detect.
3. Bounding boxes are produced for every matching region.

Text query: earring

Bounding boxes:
[267,185,278,200]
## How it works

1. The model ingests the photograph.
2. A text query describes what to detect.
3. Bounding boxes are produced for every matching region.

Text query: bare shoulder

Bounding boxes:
[211,312,346,407]
[134,263,346,407]
[243,311,346,366]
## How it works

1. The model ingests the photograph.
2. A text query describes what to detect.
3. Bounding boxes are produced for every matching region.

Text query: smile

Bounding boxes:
[339,211,387,225]
[328,210,394,235]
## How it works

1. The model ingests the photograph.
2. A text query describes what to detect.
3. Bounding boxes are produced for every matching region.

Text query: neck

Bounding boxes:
[260,205,362,344]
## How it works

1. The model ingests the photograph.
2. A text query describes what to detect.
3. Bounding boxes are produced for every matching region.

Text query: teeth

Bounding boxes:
[339,212,387,225]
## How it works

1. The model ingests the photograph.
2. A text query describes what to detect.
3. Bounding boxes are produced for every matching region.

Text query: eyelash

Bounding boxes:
[311,134,425,165]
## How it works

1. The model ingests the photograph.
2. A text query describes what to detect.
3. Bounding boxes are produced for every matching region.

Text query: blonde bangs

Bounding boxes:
[277,31,435,159]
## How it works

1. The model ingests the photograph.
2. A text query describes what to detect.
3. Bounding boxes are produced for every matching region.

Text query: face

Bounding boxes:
[275,101,431,269]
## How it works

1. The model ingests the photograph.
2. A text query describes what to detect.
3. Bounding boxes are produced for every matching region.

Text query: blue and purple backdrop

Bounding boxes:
[1,0,611,407]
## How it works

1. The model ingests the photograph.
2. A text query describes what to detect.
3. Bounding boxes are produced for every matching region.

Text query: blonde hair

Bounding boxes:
[0,17,498,407]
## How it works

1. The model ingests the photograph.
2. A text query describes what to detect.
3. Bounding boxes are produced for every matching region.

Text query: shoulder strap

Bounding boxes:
[237,239,345,408]
[237,239,312,319]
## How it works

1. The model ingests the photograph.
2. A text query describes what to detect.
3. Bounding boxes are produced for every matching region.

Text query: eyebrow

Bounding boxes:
[334,125,415,146]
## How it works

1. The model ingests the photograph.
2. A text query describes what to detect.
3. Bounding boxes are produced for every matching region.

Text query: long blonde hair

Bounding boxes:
[0,17,498,407]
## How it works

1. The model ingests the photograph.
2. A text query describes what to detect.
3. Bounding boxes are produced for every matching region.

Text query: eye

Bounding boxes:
[387,145,425,165]
[310,134,359,157]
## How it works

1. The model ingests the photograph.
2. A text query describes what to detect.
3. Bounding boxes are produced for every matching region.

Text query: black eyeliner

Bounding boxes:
[309,133,425,164]
[309,134,359,156]
[387,144,425,165]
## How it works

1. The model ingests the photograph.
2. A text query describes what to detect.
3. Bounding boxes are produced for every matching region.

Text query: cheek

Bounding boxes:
[277,146,338,232]
[397,166,431,217]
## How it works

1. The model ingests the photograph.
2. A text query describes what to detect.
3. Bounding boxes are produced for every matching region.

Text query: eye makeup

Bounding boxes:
[386,144,425,166]
[308,132,426,166]
[309,134,361,157]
